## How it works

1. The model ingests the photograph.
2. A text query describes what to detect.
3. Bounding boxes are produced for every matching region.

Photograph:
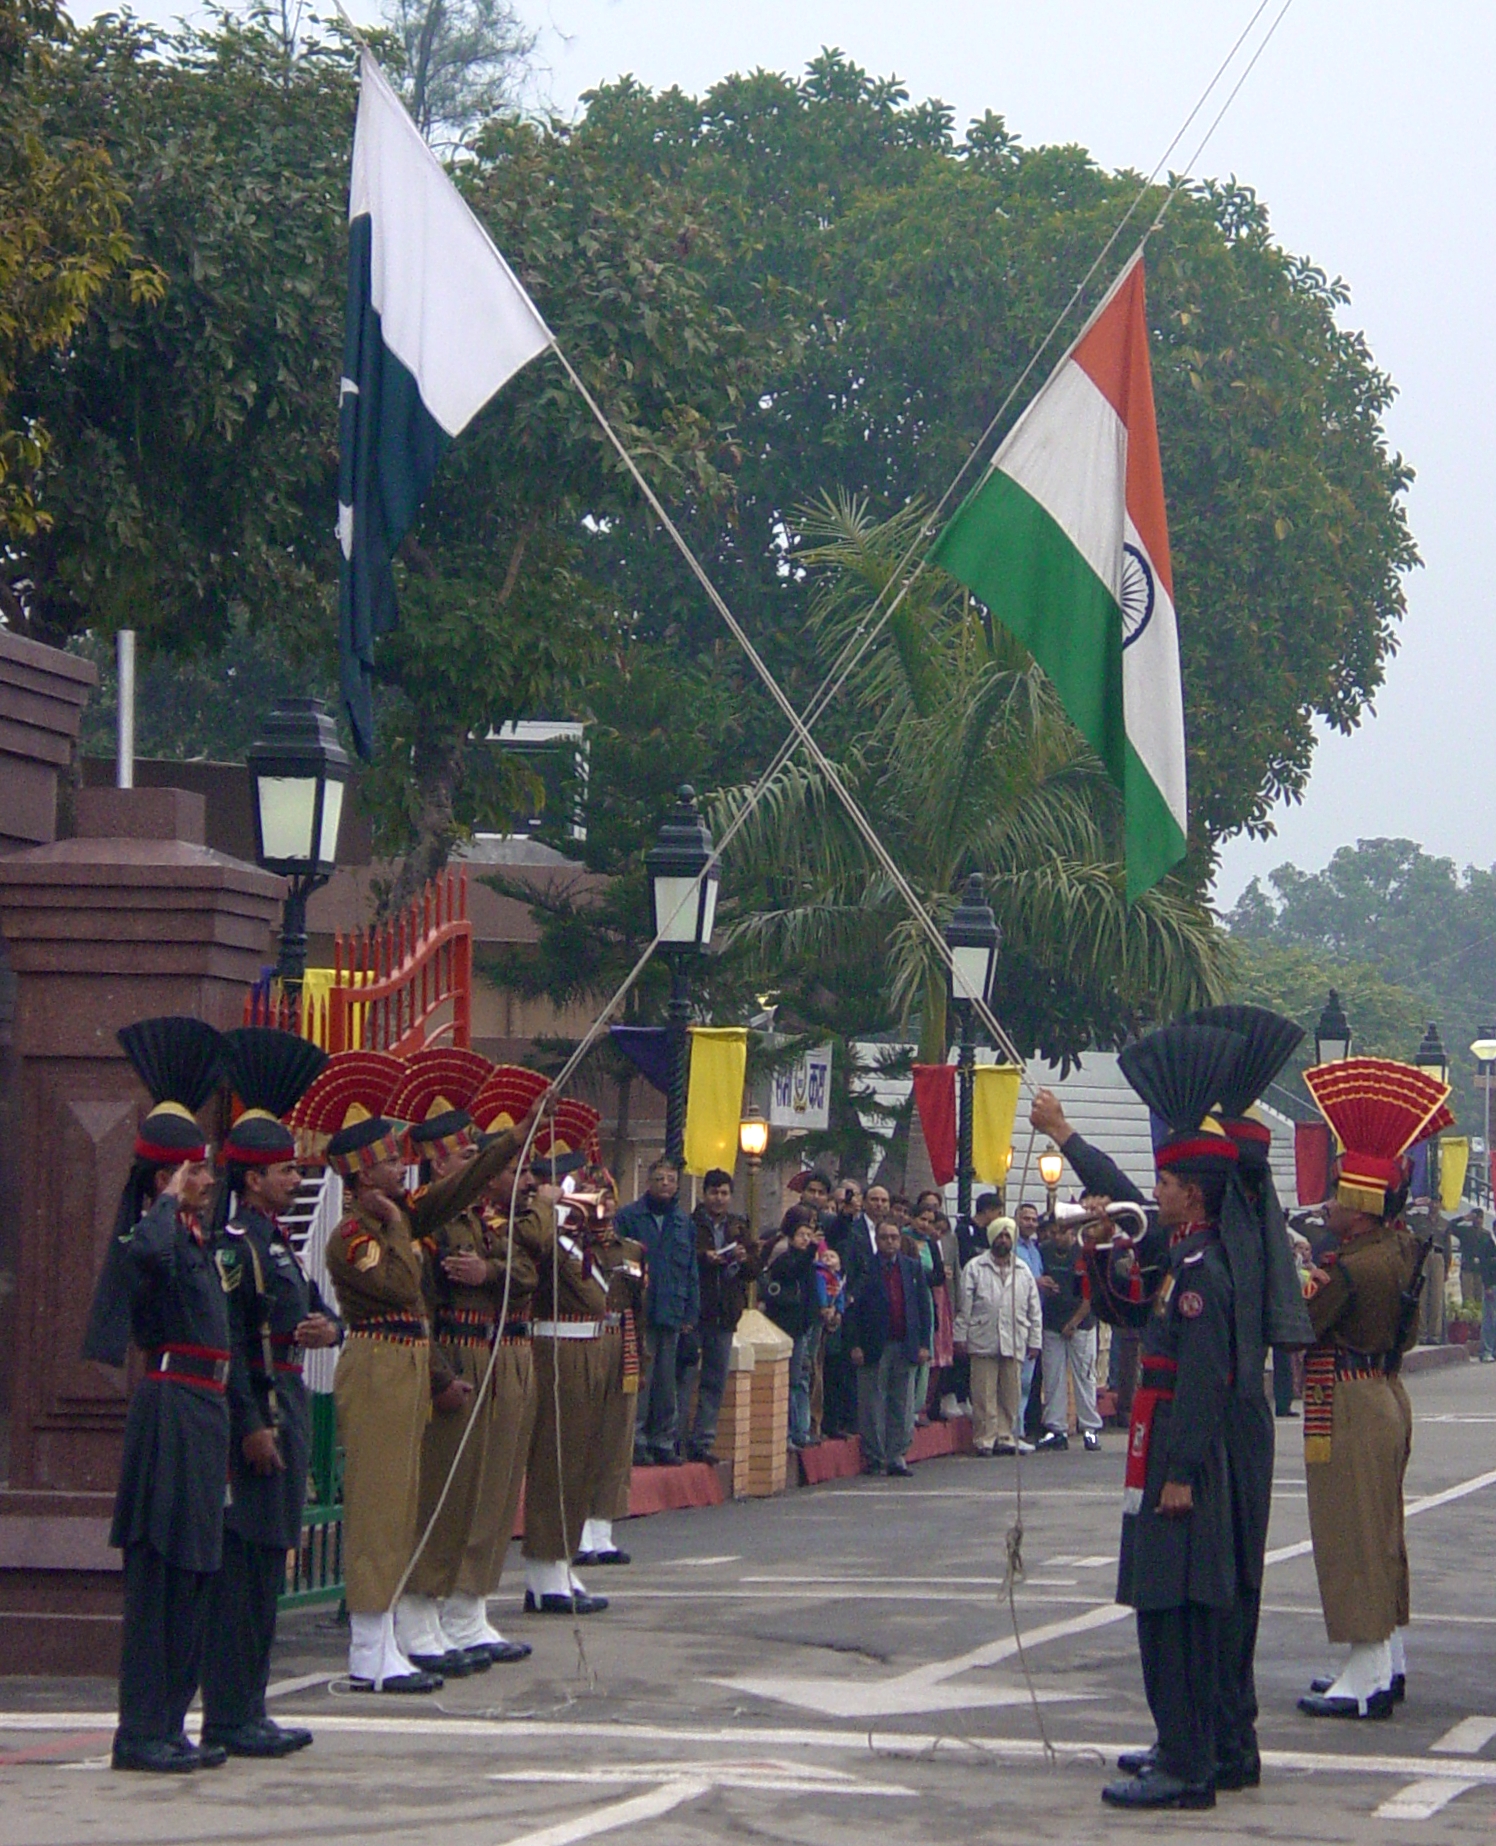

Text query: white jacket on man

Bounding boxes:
[954,1248,1043,1359]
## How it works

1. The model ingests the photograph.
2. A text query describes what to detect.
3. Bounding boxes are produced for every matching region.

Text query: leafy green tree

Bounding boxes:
[712,496,1229,1066]
[380,0,535,148]
[0,0,160,577]
[1228,839,1496,1126]
[570,56,1417,881]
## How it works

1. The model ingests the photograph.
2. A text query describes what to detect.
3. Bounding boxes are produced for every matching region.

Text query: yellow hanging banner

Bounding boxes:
[971,1065,1022,1184]
[1439,1136,1469,1213]
[684,1026,749,1176]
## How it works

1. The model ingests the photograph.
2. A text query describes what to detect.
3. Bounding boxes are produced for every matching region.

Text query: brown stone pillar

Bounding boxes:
[0,785,281,1672]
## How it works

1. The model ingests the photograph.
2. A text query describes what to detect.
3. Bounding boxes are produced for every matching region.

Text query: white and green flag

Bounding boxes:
[338,50,552,756]
[931,253,1187,898]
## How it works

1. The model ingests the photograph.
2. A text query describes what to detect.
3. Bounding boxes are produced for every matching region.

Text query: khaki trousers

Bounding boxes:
[408,1339,491,1598]
[969,1353,1021,1450]
[460,1340,536,1594]
[1306,1374,1412,1643]
[590,1329,637,1522]
[334,1336,429,1613]
[523,1335,611,1562]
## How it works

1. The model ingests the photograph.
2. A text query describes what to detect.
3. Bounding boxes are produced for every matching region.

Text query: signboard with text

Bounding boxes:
[769,1041,833,1131]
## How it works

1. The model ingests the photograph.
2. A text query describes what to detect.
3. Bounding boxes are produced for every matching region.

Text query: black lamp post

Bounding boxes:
[943,871,1001,1224]
[247,698,349,993]
[1314,988,1352,1066]
[1415,1021,1450,1204]
[646,785,720,1167]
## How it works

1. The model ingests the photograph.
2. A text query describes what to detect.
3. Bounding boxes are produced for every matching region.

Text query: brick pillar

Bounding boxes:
[0,785,281,1672]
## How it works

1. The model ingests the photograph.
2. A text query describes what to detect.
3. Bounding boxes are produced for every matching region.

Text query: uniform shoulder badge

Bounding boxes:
[346,1234,381,1273]
[1178,1289,1205,1319]
[214,1248,242,1291]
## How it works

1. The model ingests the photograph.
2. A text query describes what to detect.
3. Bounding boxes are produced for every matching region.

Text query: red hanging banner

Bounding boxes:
[912,1063,958,1188]
[1294,1119,1332,1207]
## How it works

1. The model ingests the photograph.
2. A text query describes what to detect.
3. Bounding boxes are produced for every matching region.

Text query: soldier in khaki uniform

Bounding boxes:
[1296,1057,1451,1720]
[576,1169,646,1567]
[325,1097,542,1691]
[522,1176,616,1614]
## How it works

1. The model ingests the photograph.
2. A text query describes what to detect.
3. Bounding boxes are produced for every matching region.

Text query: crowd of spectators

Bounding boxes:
[625,1157,1154,1476]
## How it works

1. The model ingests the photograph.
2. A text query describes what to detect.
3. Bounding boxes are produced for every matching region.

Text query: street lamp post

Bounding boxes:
[1038,1144,1064,1216]
[247,698,349,993]
[943,872,1001,1225]
[1415,1022,1450,1205]
[739,1112,769,1238]
[1314,988,1352,1066]
[646,785,720,1168]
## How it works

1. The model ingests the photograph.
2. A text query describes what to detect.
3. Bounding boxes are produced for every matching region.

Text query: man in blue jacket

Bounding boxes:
[617,1158,700,1465]
[844,1219,933,1476]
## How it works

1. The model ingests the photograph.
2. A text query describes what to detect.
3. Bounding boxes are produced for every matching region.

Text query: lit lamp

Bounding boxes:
[247,698,349,992]
[1038,1143,1065,1215]
[646,785,720,1166]
[943,871,1001,1225]
[1471,1034,1496,1211]
[739,1112,769,1237]
[1314,989,1351,1066]
[1414,1022,1449,1205]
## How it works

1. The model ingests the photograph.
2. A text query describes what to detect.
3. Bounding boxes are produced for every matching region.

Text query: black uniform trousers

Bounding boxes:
[1216,1586,1262,1773]
[200,1529,286,1736]
[1137,1602,1220,1787]
[117,1543,215,1747]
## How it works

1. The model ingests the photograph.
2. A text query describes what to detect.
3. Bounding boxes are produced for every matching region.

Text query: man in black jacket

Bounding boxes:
[684,1168,757,1462]
[844,1220,933,1477]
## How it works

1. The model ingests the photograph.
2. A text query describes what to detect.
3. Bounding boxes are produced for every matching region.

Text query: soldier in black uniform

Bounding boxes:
[200,1027,338,1758]
[83,1016,232,1775]
[1089,1022,1245,1811]
[1034,1005,1311,1794]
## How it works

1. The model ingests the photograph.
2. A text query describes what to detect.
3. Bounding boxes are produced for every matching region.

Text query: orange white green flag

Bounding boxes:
[931,252,1186,899]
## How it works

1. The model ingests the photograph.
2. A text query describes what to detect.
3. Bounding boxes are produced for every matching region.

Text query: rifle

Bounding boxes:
[1389,1230,1434,1375]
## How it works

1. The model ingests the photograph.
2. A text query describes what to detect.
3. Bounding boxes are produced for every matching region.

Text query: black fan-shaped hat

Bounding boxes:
[1184,1004,1304,1116]
[117,1016,225,1111]
[220,1027,328,1120]
[1118,1021,1246,1140]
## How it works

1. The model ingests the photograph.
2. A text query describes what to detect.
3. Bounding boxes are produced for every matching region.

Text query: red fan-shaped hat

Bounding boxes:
[385,1048,494,1123]
[288,1051,406,1156]
[470,1065,549,1135]
[1303,1057,1452,1215]
[534,1097,602,1163]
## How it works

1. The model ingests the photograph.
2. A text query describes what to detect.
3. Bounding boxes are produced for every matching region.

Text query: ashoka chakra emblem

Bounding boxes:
[1120,543,1155,650]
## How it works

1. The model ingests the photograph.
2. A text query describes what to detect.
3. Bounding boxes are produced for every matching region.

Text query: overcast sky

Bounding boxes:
[70,3,1494,909]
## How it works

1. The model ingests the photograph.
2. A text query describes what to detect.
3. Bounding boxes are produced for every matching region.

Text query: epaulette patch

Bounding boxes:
[214,1249,242,1292]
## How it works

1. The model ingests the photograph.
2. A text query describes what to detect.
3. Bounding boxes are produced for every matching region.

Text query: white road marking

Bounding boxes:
[15,1708,1496,1796]
[1374,1777,1479,1819]
[1044,1555,1115,1568]
[488,1758,915,1796]
[657,1555,742,1567]
[1431,1716,1496,1754]
[266,1672,332,1700]
[495,1779,709,1846]
[618,1587,1109,1605]
[720,1462,1496,1716]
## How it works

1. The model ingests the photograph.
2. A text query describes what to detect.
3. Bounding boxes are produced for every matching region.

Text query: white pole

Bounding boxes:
[116,629,135,789]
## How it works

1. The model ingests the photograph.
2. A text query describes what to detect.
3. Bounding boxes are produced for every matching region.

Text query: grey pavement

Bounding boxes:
[4,1359,1495,1844]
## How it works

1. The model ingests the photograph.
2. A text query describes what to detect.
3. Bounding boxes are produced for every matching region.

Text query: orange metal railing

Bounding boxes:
[328,867,472,1055]
[244,869,472,1056]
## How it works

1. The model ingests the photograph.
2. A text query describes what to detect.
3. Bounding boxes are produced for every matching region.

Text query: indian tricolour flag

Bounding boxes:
[338,50,553,757]
[931,252,1187,899]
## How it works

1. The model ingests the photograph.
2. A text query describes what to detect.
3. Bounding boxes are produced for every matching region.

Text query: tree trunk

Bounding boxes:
[382,725,462,918]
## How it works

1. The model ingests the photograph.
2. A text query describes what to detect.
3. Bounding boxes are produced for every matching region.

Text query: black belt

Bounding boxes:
[501,1319,532,1342]
[1336,1347,1396,1378]
[350,1315,427,1345]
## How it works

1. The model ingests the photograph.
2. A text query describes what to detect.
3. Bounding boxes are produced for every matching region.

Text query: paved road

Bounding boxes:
[4,1360,1495,1844]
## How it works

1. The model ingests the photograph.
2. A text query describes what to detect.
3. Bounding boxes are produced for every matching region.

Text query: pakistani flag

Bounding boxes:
[931,253,1187,898]
[338,50,552,756]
